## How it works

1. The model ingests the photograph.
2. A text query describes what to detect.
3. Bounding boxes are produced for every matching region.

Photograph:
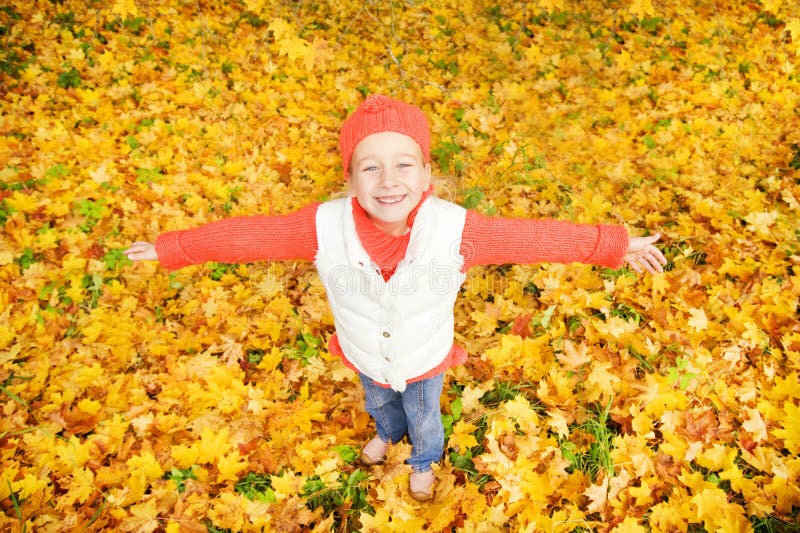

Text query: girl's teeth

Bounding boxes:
[378,196,404,204]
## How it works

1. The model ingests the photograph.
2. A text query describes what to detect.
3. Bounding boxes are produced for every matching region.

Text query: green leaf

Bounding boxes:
[450,397,463,421]
[235,472,275,502]
[45,164,70,178]
[57,67,81,89]
[14,247,37,270]
[461,186,484,209]
[135,167,164,184]
[102,248,132,270]
[442,413,454,438]
[667,367,679,386]
[333,445,358,464]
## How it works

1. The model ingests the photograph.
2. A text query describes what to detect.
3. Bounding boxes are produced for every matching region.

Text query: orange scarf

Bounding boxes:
[351,188,432,280]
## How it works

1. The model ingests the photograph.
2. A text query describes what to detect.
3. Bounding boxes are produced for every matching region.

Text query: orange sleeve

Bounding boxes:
[154,203,320,270]
[460,210,629,270]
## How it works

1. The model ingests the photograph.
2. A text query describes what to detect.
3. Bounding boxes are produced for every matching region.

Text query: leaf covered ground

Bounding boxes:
[1,0,799,531]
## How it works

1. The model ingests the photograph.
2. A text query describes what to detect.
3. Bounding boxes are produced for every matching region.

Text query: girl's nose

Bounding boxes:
[378,169,399,187]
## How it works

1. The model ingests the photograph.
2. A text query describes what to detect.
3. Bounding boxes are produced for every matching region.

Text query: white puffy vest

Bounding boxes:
[315,196,467,391]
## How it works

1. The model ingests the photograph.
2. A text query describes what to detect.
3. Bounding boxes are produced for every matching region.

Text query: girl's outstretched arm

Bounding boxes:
[460,211,629,269]
[123,203,320,271]
[460,211,666,275]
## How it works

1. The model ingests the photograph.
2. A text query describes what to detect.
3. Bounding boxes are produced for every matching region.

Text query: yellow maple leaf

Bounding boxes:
[592,315,638,340]
[197,426,233,464]
[628,482,654,508]
[691,487,729,530]
[546,408,570,439]
[696,443,737,472]
[0,239,14,266]
[611,515,647,532]
[586,290,611,311]
[12,473,50,501]
[120,498,158,532]
[74,364,103,388]
[171,443,199,469]
[744,210,777,236]
[504,395,539,427]
[6,190,38,213]
[760,0,783,14]
[449,419,479,451]
[648,501,688,531]
[460,382,492,413]
[629,0,656,20]
[89,162,113,184]
[741,407,768,442]
[127,451,163,481]
[242,0,263,12]
[217,450,248,482]
[111,0,139,19]
[537,0,565,12]
[269,19,311,64]
[34,226,59,251]
[208,491,248,531]
[773,402,800,454]
[57,467,95,509]
[687,307,708,333]
[524,43,542,64]
[585,360,621,401]
[307,37,335,70]
[787,18,800,47]
[583,475,609,514]
[471,309,499,337]
[55,435,92,471]
[270,472,300,500]
[556,340,592,370]
[77,398,102,415]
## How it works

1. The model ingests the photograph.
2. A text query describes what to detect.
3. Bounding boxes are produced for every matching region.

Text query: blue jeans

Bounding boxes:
[359,373,445,473]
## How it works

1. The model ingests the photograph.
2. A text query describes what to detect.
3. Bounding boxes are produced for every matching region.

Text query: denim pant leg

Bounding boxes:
[360,373,408,443]
[402,374,445,473]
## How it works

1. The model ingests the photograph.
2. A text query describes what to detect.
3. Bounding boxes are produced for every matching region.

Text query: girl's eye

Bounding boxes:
[363,165,378,172]
[398,163,412,168]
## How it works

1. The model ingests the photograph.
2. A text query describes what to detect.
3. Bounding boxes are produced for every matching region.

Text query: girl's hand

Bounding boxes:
[124,241,158,261]
[623,233,667,274]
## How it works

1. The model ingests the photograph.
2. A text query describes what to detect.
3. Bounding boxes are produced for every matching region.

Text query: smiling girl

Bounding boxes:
[125,94,666,501]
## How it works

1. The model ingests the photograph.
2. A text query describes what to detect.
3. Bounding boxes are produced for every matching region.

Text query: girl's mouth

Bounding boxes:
[376,195,406,205]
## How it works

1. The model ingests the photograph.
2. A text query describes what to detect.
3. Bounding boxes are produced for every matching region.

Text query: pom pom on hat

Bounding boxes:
[339,94,430,178]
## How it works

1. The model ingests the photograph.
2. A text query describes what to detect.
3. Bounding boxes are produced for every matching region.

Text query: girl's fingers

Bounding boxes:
[652,246,667,265]
[627,246,666,274]
[124,242,145,253]
[124,242,157,261]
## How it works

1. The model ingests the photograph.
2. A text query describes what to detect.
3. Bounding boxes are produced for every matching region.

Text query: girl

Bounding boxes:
[125,94,666,501]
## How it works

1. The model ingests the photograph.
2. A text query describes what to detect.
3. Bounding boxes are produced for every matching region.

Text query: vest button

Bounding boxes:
[382,331,390,338]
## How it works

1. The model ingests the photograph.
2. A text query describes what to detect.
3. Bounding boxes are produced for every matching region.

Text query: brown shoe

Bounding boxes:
[409,471,435,502]
[360,436,388,466]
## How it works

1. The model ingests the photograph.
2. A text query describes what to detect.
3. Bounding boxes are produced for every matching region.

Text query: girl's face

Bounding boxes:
[348,131,431,236]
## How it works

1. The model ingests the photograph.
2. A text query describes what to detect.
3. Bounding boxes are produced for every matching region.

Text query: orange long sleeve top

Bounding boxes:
[155,197,629,383]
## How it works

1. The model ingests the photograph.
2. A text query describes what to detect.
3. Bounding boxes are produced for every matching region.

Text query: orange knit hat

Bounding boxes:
[339,94,431,178]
